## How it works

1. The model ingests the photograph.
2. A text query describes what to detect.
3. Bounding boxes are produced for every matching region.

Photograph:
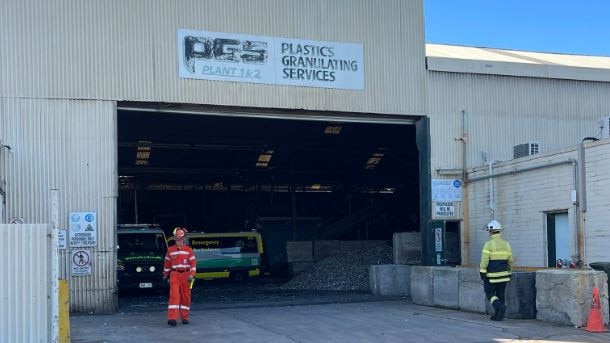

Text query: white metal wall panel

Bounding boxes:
[581,139,610,263]
[466,150,577,267]
[0,98,118,313]
[427,71,610,176]
[0,224,52,343]
[0,0,426,116]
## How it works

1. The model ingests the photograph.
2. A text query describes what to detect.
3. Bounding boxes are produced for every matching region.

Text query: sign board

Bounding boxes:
[58,229,67,250]
[435,201,456,218]
[432,179,462,202]
[178,29,364,90]
[434,227,443,252]
[432,201,460,220]
[69,212,97,247]
[71,249,92,276]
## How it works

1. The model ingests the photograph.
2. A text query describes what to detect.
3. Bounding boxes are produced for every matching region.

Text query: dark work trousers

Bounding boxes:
[484,279,507,306]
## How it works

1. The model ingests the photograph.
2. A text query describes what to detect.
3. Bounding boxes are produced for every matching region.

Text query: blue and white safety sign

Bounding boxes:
[69,211,97,248]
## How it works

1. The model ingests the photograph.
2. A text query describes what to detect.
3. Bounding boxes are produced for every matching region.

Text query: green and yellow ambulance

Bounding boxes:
[187,232,264,283]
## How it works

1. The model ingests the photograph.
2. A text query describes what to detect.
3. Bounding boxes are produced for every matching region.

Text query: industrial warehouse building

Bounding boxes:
[1,0,610,317]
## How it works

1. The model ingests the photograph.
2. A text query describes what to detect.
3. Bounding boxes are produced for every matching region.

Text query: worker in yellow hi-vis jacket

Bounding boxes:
[480,219,513,321]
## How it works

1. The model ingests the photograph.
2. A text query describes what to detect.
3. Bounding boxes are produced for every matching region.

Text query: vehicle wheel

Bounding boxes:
[230,270,248,283]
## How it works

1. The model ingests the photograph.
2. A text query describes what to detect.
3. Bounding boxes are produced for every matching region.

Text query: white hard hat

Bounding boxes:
[485,220,503,232]
[173,227,187,240]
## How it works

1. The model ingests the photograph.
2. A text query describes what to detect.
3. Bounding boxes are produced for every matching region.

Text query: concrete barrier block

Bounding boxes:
[286,241,313,263]
[505,272,536,319]
[340,240,364,254]
[457,268,537,318]
[457,267,486,313]
[290,262,315,277]
[392,232,421,265]
[536,269,609,326]
[364,240,391,249]
[369,264,411,296]
[411,266,434,306]
[434,267,459,309]
[314,240,340,261]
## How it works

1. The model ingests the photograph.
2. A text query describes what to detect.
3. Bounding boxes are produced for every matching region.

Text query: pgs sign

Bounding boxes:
[178,29,364,90]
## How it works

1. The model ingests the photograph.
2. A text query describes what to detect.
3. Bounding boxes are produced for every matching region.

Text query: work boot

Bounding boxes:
[496,303,507,321]
[167,319,177,326]
[182,319,189,324]
[490,301,501,321]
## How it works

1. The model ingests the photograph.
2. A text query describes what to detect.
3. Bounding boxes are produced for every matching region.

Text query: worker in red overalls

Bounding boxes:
[163,227,197,326]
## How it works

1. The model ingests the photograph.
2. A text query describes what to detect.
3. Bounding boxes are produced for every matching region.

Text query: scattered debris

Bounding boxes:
[281,244,392,291]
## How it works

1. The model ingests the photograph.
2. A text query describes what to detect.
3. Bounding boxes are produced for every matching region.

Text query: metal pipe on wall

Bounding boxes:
[0,142,11,224]
[572,159,581,265]
[467,159,577,182]
[488,160,495,218]
[50,189,60,343]
[460,110,470,265]
[577,137,598,264]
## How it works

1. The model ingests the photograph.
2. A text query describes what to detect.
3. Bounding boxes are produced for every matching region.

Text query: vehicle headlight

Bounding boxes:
[149,266,156,272]
[136,266,143,273]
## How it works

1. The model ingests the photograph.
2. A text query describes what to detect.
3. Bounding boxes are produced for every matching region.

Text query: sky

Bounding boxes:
[424,0,610,57]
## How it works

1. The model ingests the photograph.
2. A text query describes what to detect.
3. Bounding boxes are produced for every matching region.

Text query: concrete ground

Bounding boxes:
[71,299,610,343]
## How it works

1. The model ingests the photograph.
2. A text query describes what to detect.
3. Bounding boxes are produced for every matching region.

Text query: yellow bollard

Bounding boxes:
[59,279,71,343]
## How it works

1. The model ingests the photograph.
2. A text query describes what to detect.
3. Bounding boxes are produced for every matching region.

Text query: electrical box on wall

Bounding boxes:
[599,116,610,139]
[513,142,540,159]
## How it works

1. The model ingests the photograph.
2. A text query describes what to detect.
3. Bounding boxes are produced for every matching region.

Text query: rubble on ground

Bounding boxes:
[281,244,392,291]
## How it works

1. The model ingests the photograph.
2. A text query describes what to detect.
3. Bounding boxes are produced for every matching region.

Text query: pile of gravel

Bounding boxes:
[280,244,393,291]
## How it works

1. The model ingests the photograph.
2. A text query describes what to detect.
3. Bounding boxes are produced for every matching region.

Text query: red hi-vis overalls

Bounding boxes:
[163,244,197,321]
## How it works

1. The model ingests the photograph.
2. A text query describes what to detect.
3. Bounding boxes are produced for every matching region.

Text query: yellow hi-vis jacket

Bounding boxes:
[480,233,513,283]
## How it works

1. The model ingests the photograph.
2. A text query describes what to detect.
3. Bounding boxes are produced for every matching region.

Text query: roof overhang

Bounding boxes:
[427,56,610,82]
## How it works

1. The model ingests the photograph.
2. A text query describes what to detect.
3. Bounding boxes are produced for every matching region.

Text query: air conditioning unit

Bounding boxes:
[599,116,610,139]
[513,142,540,159]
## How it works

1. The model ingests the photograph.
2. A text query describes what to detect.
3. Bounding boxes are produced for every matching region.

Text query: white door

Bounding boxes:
[554,213,569,264]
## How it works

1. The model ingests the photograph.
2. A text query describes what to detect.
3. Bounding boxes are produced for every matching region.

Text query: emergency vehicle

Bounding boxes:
[117,224,168,290]
[186,232,264,283]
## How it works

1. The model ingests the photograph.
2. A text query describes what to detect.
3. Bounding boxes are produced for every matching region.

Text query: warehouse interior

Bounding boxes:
[116,104,422,277]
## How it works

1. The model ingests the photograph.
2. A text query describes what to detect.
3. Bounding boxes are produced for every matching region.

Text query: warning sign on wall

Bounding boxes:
[434,227,443,252]
[71,249,92,276]
[435,202,456,217]
[69,212,97,248]
[432,201,460,219]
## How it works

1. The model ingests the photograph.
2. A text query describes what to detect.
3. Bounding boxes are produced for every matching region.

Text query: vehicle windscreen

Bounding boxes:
[118,233,166,253]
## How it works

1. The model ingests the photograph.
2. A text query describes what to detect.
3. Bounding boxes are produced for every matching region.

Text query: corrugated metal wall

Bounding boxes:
[0,98,118,313]
[0,224,52,343]
[0,0,426,116]
[427,71,610,175]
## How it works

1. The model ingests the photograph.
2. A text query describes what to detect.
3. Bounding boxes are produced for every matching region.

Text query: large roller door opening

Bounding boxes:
[117,104,421,307]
